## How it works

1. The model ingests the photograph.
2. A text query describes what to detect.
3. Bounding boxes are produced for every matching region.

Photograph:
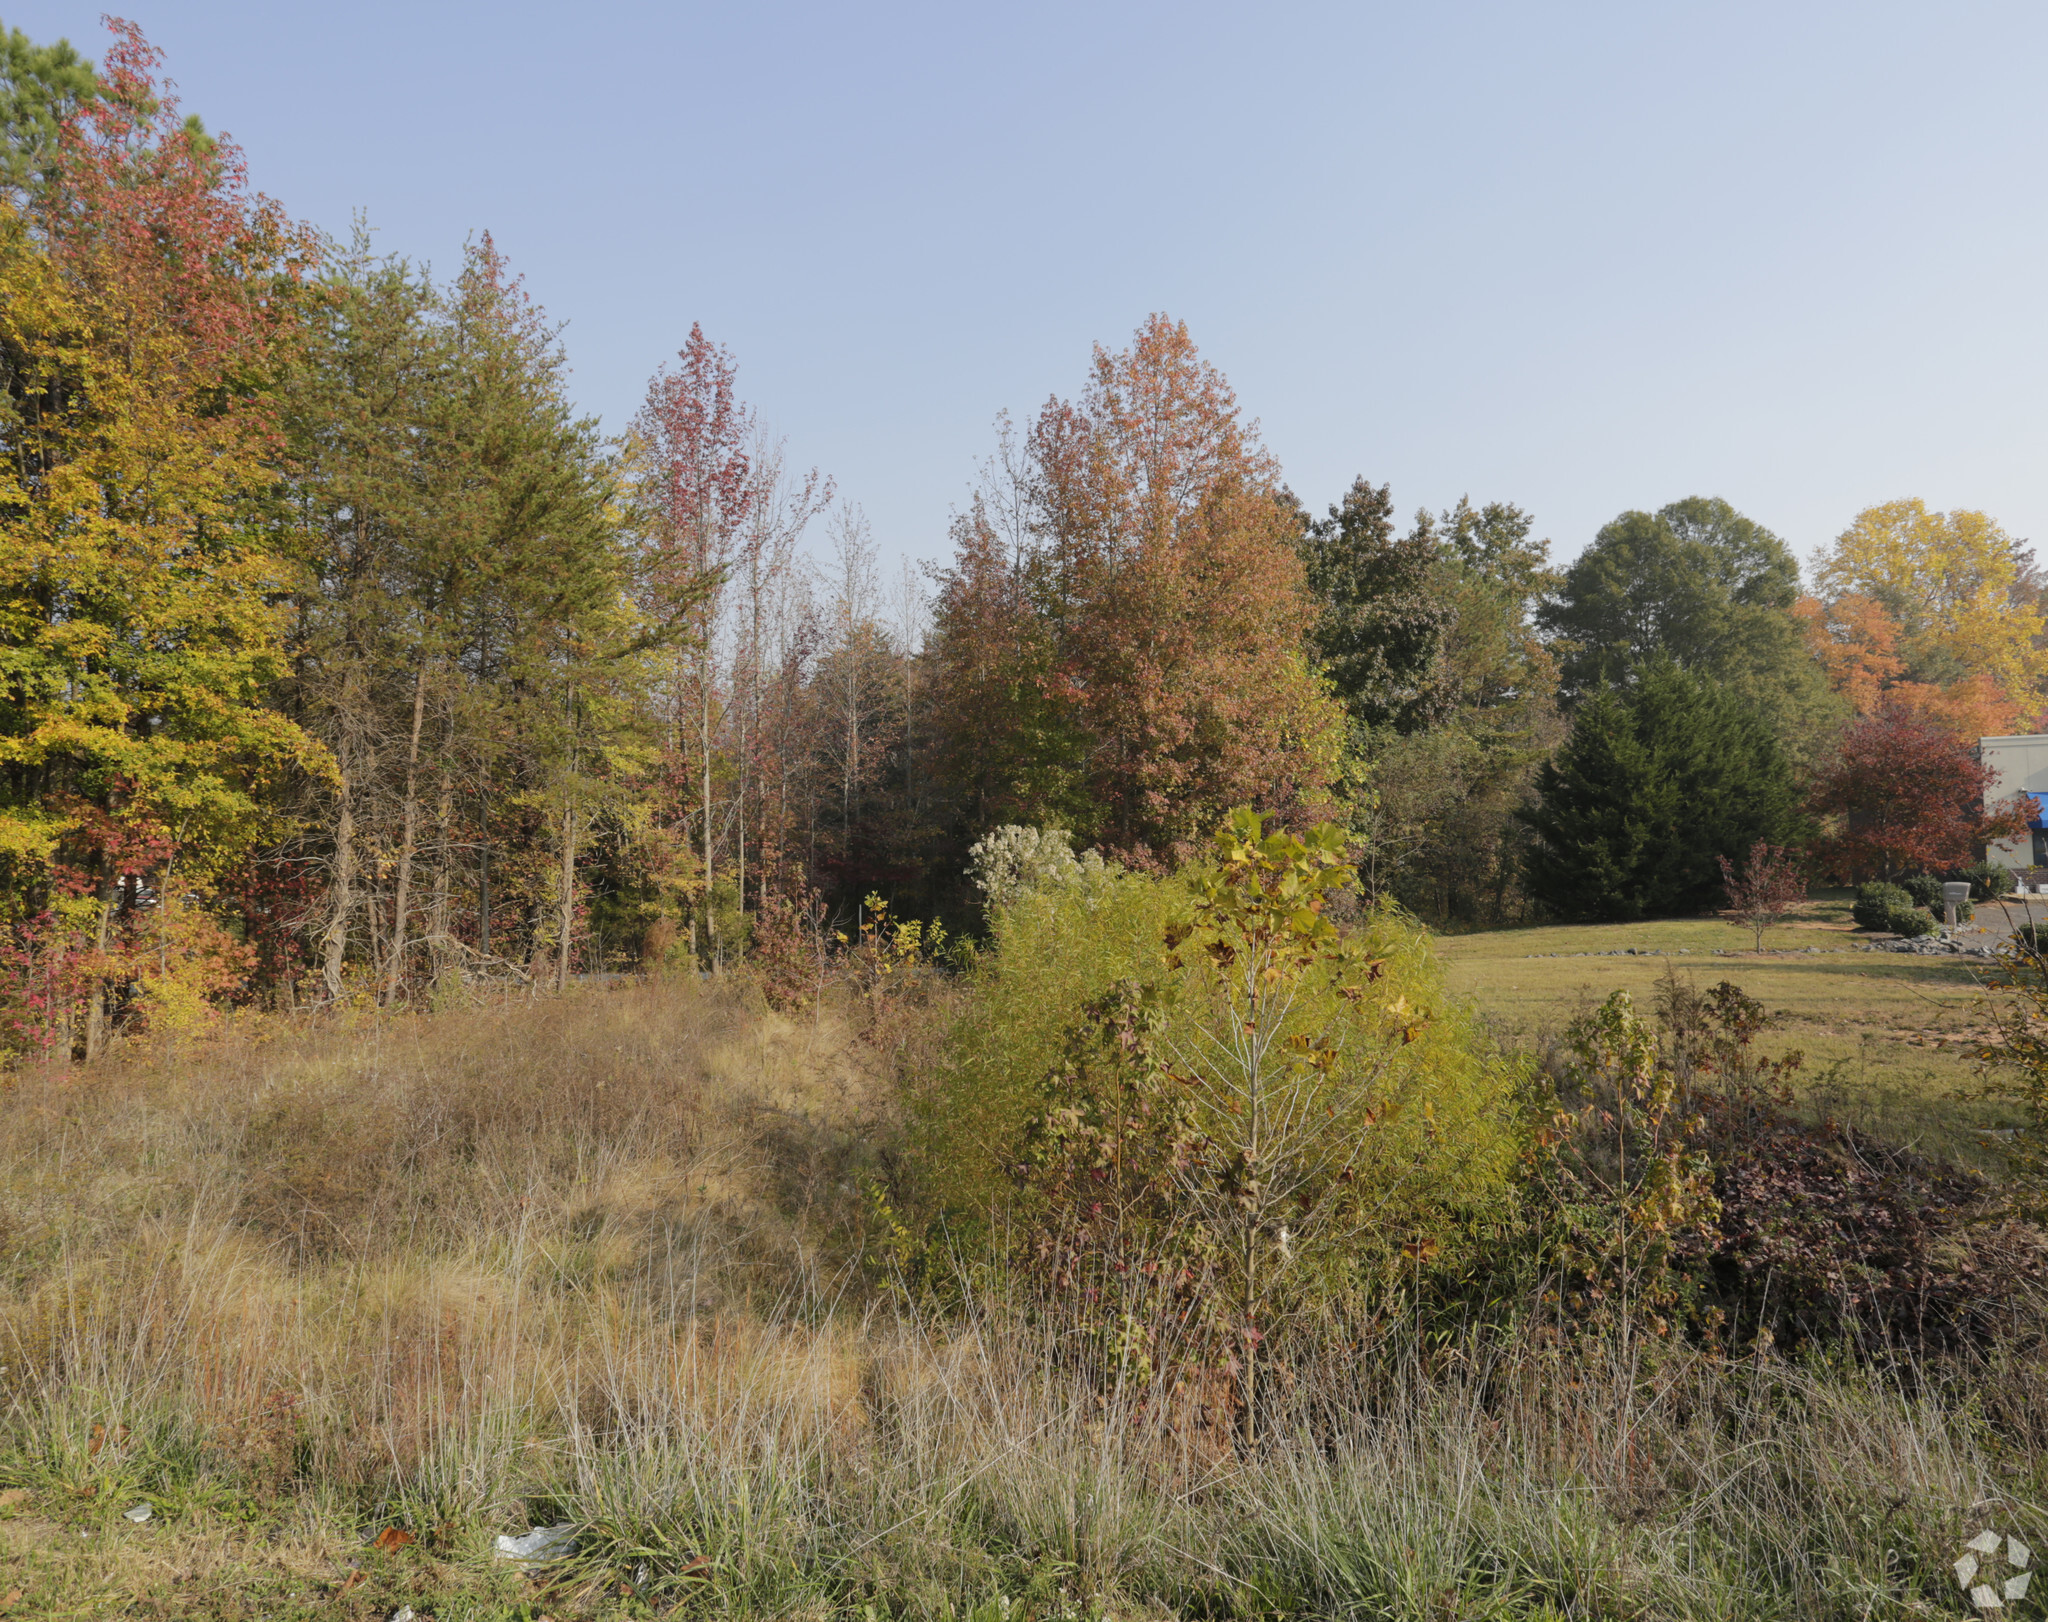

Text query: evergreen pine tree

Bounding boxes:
[1521,661,1802,920]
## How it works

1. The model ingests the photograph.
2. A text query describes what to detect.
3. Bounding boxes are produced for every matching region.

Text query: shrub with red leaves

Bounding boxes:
[1695,1089,2045,1350]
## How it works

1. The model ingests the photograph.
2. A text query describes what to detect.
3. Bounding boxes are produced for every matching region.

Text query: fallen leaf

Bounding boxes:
[86,1423,129,1457]
[0,1489,27,1509]
[373,1526,415,1552]
[335,1570,364,1597]
[0,1588,21,1614]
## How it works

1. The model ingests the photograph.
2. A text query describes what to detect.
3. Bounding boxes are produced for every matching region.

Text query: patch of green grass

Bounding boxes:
[0,1497,639,1621]
[1435,891,2021,1161]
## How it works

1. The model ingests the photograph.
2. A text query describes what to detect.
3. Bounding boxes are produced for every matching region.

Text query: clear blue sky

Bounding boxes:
[9,1,2046,577]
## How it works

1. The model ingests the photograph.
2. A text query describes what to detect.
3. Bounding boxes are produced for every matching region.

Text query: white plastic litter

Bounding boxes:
[122,1502,152,1523]
[389,1608,416,1622]
[493,1523,576,1562]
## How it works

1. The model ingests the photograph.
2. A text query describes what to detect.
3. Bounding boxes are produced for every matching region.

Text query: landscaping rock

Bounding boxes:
[1861,936,1997,960]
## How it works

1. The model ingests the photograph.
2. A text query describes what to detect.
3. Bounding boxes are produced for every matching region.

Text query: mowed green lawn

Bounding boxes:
[1434,892,2025,1161]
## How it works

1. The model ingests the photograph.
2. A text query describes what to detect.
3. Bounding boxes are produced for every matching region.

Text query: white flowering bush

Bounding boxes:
[966,825,1112,914]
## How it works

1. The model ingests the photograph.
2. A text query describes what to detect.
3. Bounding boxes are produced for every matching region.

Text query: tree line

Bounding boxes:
[2,21,2039,1057]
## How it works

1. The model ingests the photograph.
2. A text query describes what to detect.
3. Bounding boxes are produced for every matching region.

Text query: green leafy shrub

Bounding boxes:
[1958,860,2016,901]
[1897,873,1942,910]
[1890,904,1937,938]
[913,859,1182,1221]
[1851,882,1938,935]
[1851,882,1912,932]
[916,815,1521,1319]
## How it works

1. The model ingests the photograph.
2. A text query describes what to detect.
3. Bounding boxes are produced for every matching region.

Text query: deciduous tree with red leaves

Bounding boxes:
[633,323,756,960]
[0,19,321,1055]
[1809,707,2029,881]
[1716,841,1807,950]
[927,315,1345,868]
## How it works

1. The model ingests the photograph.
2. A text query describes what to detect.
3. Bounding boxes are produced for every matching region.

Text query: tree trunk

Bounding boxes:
[385,663,430,1006]
[82,874,115,1063]
[429,764,453,983]
[477,788,491,955]
[365,883,388,992]
[1241,1228,1259,1450]
[736,707,746,923]
[702,653,718,969]
[321,772,357,1002]
[556,802,578,993]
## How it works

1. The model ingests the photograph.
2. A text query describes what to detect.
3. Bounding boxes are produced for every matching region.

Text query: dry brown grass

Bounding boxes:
[0,976,889,1491]
[0,975,2043,1620]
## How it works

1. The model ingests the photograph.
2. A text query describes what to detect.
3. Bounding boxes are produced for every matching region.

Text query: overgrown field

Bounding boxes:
[2,864,2046,1620]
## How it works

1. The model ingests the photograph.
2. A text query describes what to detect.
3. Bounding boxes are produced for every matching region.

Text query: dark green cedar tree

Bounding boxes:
[1519,659,1803,921]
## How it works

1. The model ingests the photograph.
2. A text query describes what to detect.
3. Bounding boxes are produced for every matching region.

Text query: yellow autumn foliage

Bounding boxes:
[1811,499,2048,707]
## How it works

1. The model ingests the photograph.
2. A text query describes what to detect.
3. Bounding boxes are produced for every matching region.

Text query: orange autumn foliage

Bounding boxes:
[928,316,1345,868]
[1792,594,1902,715]
[1795,593,2029,738]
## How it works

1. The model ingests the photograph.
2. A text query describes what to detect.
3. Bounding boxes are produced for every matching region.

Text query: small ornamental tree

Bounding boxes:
[1809,707,2029,881]
[1009,807,1438,1446]
[1716,841,1806,951]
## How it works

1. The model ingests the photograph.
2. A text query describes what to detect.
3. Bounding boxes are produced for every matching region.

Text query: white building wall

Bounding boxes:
[1980,734,2048,869]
